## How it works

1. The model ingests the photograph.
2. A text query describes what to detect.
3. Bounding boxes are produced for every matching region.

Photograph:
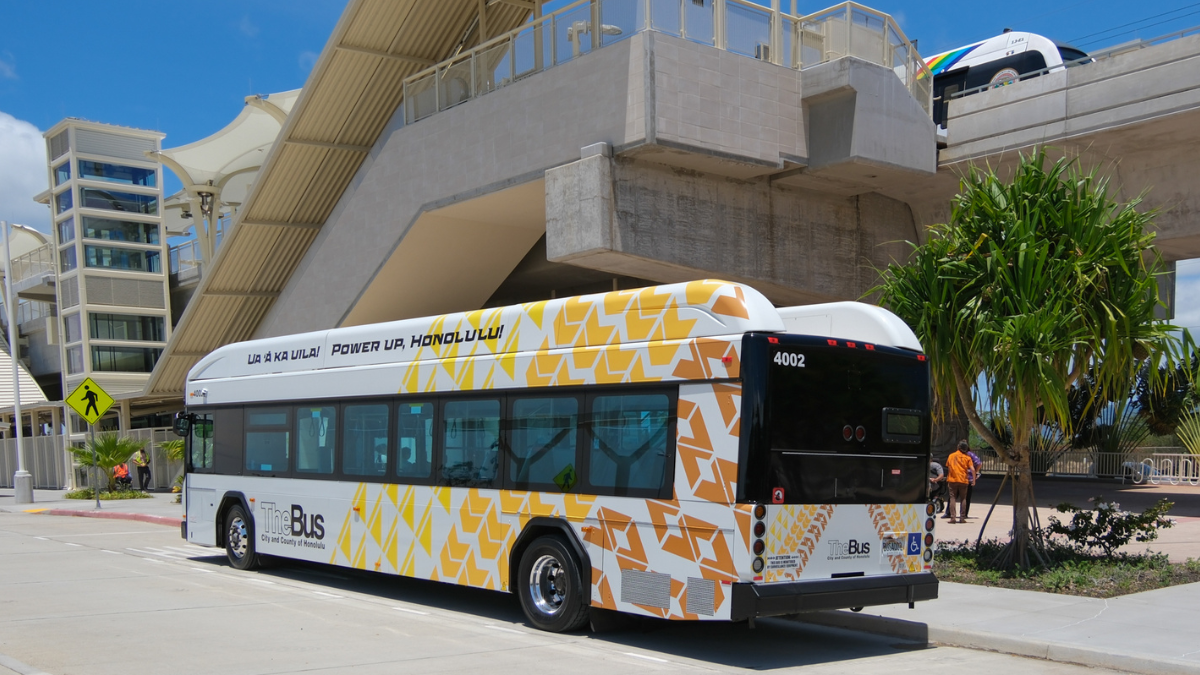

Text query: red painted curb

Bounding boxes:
[36,509,182,527]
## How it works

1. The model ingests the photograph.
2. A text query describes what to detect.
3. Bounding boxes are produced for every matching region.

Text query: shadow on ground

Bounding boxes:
[190,554,926,670]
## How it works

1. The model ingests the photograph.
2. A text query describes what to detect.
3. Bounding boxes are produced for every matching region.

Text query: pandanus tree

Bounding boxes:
[875,150,1189,568]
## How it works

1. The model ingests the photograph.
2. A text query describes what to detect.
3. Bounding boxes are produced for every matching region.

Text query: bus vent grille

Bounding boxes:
[620,569,671,609]
[686,577,715,616]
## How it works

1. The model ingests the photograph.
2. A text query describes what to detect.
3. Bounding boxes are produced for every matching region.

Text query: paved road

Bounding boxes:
[1,511,1133,675]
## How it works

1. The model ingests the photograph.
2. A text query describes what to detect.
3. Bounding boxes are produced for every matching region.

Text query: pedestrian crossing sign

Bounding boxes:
[66,377,114,425]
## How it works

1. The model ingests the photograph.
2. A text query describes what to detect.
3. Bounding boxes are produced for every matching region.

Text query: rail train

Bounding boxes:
[924,30,1090,127]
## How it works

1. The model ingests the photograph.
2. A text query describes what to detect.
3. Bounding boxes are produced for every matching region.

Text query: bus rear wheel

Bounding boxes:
[517,536,589,632]
[224,504,260,570]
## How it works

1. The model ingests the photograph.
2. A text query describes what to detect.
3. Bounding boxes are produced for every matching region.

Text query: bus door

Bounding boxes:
[185,413,217,545]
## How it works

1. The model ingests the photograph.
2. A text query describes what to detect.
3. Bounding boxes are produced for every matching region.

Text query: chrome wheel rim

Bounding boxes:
[529,554,567,616]
[228,516,248,559]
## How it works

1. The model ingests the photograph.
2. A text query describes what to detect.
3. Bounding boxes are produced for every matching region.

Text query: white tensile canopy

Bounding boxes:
[151,89,300,265]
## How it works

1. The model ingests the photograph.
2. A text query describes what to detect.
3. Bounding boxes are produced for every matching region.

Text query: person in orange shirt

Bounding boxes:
[945,440,975,523]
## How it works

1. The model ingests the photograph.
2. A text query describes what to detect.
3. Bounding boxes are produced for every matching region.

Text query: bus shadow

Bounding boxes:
[200,557,925,670]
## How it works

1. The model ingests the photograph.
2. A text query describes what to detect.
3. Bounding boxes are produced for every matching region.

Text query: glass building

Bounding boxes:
[43,119,171,413]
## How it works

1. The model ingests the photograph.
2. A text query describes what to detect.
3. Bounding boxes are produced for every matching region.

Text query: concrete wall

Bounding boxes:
[547,152,920,304]
[256,30,936,337]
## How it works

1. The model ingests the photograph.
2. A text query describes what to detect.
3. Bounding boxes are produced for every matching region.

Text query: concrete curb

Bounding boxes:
[29,508,182,528]
[793,610,1200,675]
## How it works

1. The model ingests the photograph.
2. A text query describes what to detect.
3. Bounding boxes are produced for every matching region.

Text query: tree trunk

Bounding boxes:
[1011,446,1038,568]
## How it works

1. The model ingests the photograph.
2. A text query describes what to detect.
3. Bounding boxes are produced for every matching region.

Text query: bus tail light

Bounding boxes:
[855,426,866,442]
[752,557,765,573]
[753,504,766,520]
[753,521,766,538]
[843,425,853,441]
[923,549,933,563]
[926,503,936,516]
[924,533,934,547]
[753,539,766,555]
[925,518,935,531]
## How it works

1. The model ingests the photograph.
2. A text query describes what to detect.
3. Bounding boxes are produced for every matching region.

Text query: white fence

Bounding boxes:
[977,448,1198,483]
[0,428,183,491]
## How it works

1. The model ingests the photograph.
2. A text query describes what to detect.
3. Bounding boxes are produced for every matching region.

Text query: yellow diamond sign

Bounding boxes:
[66,377,115,425]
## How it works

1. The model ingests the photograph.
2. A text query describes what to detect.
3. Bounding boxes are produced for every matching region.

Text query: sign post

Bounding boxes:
[65,377,114,509]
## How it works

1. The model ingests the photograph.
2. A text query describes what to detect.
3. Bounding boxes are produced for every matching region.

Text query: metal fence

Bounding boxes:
[0,427,183,491]
[976,448,1198,482]
[403,0,931,124]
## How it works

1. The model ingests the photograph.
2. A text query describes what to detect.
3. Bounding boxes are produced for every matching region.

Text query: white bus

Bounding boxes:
[178,280,937,631]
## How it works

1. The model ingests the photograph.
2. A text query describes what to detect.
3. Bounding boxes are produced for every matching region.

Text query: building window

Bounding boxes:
[79,187,157,215]
[64,313,82,343]
[84,245,161,273]
[59,246,77,272]
[77,160,156,187]
[54,162,71,186]
[81,216,159,244]
[57,217,75,245]
[66,346,84,374]
[89,313,164,342]
[91,345,163,373]
[55,190,73,215]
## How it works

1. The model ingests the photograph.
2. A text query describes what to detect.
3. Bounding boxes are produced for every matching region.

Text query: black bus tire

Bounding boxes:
[224,504,260,570]
[517,535,590,632]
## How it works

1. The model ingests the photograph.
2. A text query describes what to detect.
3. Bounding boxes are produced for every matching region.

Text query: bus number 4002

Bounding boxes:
[773,351,805,368]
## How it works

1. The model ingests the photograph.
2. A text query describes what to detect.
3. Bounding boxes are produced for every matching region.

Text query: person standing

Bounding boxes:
[963,446,983,518]
[945,440,974,523]
[134,448,151,491]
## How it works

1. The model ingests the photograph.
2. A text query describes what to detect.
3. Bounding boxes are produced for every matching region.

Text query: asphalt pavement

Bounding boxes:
[3,480,1199,674]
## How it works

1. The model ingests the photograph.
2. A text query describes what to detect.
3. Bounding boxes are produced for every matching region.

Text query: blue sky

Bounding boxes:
[1,0,1197,328]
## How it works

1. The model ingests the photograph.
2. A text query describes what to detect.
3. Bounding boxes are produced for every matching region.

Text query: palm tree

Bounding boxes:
[70,434,147,493]
[160,438,185,488]
[876,149,1189,568]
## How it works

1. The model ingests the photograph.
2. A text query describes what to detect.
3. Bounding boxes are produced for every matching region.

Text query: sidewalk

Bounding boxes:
[0,488,184,525]
[799,579,1200,675]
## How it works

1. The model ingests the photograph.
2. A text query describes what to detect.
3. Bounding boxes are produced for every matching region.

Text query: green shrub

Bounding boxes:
[1046,497,1175,556]
[64,488,153,500]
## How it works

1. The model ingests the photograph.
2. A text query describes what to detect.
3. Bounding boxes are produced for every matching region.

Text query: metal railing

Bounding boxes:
[403,0,931,125]
[976,448,1191,480]
[948,23,1200,102]
[169,239,203,281]
[1127,454,1200,486]
[9,242,55,284]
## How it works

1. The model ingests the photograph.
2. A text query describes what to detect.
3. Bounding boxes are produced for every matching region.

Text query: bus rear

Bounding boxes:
[730,332,937,619]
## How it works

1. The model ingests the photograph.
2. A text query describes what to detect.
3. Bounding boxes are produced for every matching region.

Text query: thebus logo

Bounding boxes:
[827,539,871,560]
[260,502,325,540]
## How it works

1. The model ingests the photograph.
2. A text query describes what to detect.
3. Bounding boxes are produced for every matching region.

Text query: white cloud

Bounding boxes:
[0,111,48,232]
[238,15,259,38]
[0,52,16,80]
[298,50,319,73]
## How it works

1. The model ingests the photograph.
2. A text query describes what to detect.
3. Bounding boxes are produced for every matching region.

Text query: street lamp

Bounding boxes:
[2,221,32,504]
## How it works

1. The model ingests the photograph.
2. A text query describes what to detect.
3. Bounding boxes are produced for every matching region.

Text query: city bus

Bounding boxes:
[177,280,937,631]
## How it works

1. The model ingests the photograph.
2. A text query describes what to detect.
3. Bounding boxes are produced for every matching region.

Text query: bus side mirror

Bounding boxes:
[173,413,191,437]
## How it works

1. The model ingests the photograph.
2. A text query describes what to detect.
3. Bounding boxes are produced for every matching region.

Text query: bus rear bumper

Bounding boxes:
[729,572,938,620]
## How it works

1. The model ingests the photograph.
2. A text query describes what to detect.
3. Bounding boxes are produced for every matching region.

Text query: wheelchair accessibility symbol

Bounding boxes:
[907,533,922,555]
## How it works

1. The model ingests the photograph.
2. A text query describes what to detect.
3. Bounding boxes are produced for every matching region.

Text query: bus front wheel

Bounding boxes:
[517,536,590,632]
[224,504,260,570]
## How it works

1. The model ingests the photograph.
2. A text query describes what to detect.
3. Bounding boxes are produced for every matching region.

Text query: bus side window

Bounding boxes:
[585,392,674,498]
[441,399,501,488]
[189,414,214,472]
[246,408,291,475]
[397,402,434,482]
[508,396,579,492]
[296,406,336,477]
[343,403,388,478]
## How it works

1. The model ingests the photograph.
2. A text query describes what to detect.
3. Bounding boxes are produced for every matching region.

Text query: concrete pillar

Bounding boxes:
[118,400,131,434]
